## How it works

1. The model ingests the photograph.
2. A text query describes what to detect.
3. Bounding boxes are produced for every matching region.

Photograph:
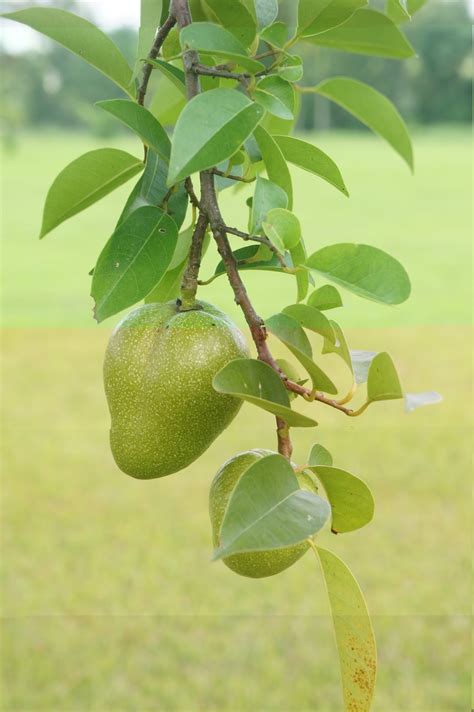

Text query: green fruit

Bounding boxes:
[104,300,249,479]
[209,449,318,578]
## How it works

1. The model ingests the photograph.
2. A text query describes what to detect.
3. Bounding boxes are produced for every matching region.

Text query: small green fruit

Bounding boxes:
[209,449,318,578]
[104,300,249,479]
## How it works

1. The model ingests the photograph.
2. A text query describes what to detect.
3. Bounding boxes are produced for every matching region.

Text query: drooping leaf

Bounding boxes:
[263,208,301,252]
[367,352,403,402]
[250,177,288,233]
[313,466,374,533]
[253,127,293,207]
[275,135,349,196]
[350,350,377,385]
[255,0,279,27]
[306,243,411,305]
[316,77,413,170]
[214,454,331,559]
[290,239,310,302]
[91,206,178,322]
[266,313,338,394]
[118,149,188,230]
[282,303,336,343]
[97,100,171,161]
[254,76,295,120]
[133,0,163,80]
[147,58,186,92]
[3,8,134,95]
[179,22,265,73]
[40,149,143,239]
[213,358,318,427]
[308,285,343,311]
[308,443,333,467]
[297,0,367,37]
[278,55,304,83]
[168,88,264,184]
[306,8,415,58]
[203,0,257,47]
[323,320,353,372]
[260,21,288,48]
[404,391,443,413]
[316,547,377,711]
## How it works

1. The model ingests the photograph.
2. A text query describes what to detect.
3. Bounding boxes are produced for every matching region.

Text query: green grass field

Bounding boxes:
[1,129,472,711]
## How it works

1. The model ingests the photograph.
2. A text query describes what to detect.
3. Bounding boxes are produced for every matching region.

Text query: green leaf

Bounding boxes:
[306,243,411,305]
[306,8,415,58]
[260,21,288,48]
[254,76,295,120]
[119,149,188,230]
[404,391,442,413]
[367,352,403,402]
[250,177,288,233]
[282,304,336,343]
[278,55,304,83]
[316,77,413,170]
[134,0,163,80]
[40,149,143,239]
[308,444,333,467]
[266,313,338,394]
[386,0,411,23]
[203,0,257,47]
[179,22,265,73]
[214,245,284,278]
[290,239,310,302]
[298,0,368,37]
[214,453,330,559]
[350,350,377,385]
[275,135,349,196]
[308,284,343,311]
[262,208,301,252]
[213,358,318,427]
[91,206,178,322]
[253,126,293,207]
[316,547,377,711]
[168,88,264,184]
[97,100,171,161]
[3,8,133,95]
[255,0,279,27]
[313,466,374,533]
[323,320,353,372]
[147,58,186,93]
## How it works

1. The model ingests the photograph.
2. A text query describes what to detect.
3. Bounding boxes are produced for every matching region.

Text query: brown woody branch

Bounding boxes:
[137,14,177,106]
[211,168,255,184]
[190,62,267,82]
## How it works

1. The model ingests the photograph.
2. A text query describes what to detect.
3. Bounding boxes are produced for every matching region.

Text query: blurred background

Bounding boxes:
[1,1,472,710]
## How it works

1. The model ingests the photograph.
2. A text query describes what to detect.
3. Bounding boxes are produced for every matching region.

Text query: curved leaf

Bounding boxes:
[323,320,353,372]
[3,8,133,95]
[278,55,304,83]
[91,206,178,322]
[290,239,310,302]
[275,135,349,196]
[367,352,403,402]
[134,0,163,80]
[260,21,288,48]
[97,100,171,161]
[213,358,318,427]
[179,22,265,73]
[282,303,336,343]
[313,466,374,533]
[316,547,377,711]
[40,149,143,239]
[203,0,257,47]
[250,177,289,233]
[168,88,264,184]
[147,58,186,93]
[255,0,279,27]
[266,313,338,394]
[308,284,343,311]
[254,76,295,120]
[263,208,301,252]
[316,77,413,170]
[214,245,284,277]
[253,127,293,207]
[306,243,411,305]
[214,454,330,559]
[308,443,333,467]
[298,0,367,37]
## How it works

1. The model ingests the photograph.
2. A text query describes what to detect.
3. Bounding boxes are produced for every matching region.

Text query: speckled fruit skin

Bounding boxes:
[209,449,318,579]
[104,300,249,479]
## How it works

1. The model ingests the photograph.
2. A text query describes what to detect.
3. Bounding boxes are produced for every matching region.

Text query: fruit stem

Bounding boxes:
[179,211,208,310]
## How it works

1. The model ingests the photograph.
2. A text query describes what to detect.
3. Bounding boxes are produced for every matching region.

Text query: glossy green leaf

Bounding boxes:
[150,72,186,126]
[323,320,353,371]
[313,466,374,533]
[214,454,330,559]
[316,547,377,711]
[266,313,338,394]
[386,0,411,23]
[263,208,301,252]
[134,0,163,80]
[203,0,257,47]
[97,100,171,161]
[254,76,295,120]
[255,0,279,27]
[3,8,133,95]
[316,77,413,170]
[308,444,333,467]
[290,240,310,302]
[282,303,336,343]
[91,206,178,322]
[306,8,415,58]
[214,245,284,277]
[350,350,377,385]
[168,88,264,184]
[278,55,304,83]
[147,58,186,92]
[308,284,343,311]
[275,135,349,196]
[40,149,143,239]
[213,358,318,427]
[260,21,288,48]
[404,391,442,413]
[367,352,403,402]
[306,243,411,305]
[179,22,265,73]
[298,0,367,37]
[250,177,288,233]
[119,149,188,230]
[253,126,293,207]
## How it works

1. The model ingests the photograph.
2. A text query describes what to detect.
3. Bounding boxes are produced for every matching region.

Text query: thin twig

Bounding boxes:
[211,168,256,184]
[191,62,267,81]
[224,225,290,270]
[137,14,177,106]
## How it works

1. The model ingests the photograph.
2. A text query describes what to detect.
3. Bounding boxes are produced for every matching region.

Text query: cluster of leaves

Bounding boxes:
[4,2,441,709]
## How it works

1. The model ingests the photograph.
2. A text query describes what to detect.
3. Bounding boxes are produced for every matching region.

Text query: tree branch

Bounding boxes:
[137,14,177,106]
[191,62,266,82]
[211,168,256,184]
[180,212,208,310]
